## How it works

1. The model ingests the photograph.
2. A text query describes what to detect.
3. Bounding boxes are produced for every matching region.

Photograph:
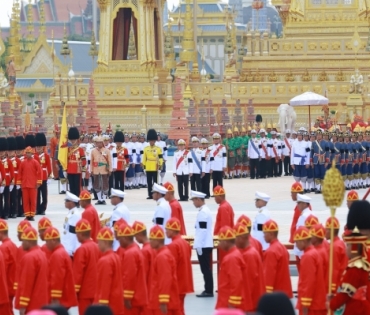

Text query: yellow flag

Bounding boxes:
[58,105,68,171]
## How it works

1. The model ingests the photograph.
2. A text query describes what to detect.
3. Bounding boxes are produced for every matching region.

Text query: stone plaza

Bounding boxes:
[9,157,352,315]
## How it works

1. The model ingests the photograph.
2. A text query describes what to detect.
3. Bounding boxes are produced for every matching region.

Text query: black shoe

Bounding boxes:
[224,176,227,180]
[10,214,17,219]
[228,176,232,179]
[39,211,45,215]
[101,200,106,205]
[17,213,25,218]
[205,196,210,199]
[95,201,103,205]
[315,190,320,194]
[242,174,246,178]
[142,185,147,188]
[59,190,66,194]
[196,291,214,298]
[311,188,315,192]
[146,196,153,200]
[284,173,289,176]
[26,216,34,221]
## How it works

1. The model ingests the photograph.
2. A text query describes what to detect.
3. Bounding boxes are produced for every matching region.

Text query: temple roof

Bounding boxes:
[165,24,247,33]
[173,3,229,13]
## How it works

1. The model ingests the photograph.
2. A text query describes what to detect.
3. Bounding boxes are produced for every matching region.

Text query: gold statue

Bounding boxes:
[301,69,311,82]
[318,70,328,81]
[268,71,278,82]
[254,70,262,82]
[335,70,345,82]
[285,70,295,82]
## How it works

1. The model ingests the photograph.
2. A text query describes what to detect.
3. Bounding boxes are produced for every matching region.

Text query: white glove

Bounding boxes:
[63,171,67,178]
[47,179,51,185]
[16,185,20,190]
[0,187,4,194]
[82,172,86,179]
[9,185,14,191]
[196,248,203,256]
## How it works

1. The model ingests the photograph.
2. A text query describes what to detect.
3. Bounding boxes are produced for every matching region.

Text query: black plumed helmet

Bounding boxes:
[16,136,25,150]
[35,133,47,146]
[257,292,295,315]
[25,134,36,148]
[347,200,370,230]
[256,114,262,123]
[68,127,80,140]
[7,137,17,151]
[113,131,125,142]
[41,305,69,315]
[0,137,8,151]
[84,305,113,315]
[147,129,157,141]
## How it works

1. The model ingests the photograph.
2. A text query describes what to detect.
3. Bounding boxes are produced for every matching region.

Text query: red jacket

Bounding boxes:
[94,249,124,315]
[2,158,14,186]
[216,247,245,311]
[49,244,78,308]
[82,204,101,242]
[16,158,42,187]
[142,242,156,289]
[296,245,326,312]
[122,243,148,307]
[289,205,301,243]
[249,236,263,259]
[41,244,52,261]
[330,236,348,293]
[10,157,20,185]
[168,199,186,235]
[314,242,329,290]
[330,257,370,315]
[149,246,179,311]
[0,238,18,297]
[240,245,265,311]
[34,152,52,180]
[263,239,292,298]
[214,200,234,235]
[15,246,49,312]
[73,239,100,299]
[13,246,27,292]
[167,235,194,294]
[116,146,129,171]
[0,250,9,306]
[67,147,86,174]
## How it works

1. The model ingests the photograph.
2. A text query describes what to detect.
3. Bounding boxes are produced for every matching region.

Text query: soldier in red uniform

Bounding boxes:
[132,221,156,291]
[290,182,306,244]
[234,222,265,311]
[15,227,49,314]
[165,218,194,315]
[216,226,245,311]
[37,217,52,260]
[7,137,19,219]
[74,219,100,315]
[310,224,328,287]
[163,182,186,235]
[0,219,17,313]
[346,190,358,210]
[236,214,263,258]
[117,223,148,315]
[50,125,60,180]
[294,226,326,315]
[66,127,86,197]
[325,217,347,293]
[328,228,370,315]
[0,249,11,315]
[35,133,52,215]
[262,219,292,298]
[148,225,180,315]
[114,131,129,191]
[0,137,14,220]
[79,190,101,241]
[15,136,25,217]
[17,146,42,221]
[44,226,78,309]
[94,227,124,315]
[213,186,235,265]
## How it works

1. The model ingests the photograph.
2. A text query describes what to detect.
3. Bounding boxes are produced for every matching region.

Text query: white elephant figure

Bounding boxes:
[277,104,297,135]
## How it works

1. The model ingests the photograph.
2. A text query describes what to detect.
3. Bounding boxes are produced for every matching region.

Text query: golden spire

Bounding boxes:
[127,19,137,60]
[89,30,98,58]
[164,19,175,70]
[8,0,22,65]
[39,0,46,35]
[60,25,71,64]
[26,0,35,52]
[179,0,194,64]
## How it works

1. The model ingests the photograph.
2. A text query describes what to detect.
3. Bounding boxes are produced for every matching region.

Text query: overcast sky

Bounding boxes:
[1,0,13,27]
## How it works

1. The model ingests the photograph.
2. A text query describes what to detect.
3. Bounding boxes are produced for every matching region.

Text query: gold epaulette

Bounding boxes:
[348,257,369,271]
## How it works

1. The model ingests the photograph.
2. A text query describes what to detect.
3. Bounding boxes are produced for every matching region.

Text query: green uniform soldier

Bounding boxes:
[223,129,236,179]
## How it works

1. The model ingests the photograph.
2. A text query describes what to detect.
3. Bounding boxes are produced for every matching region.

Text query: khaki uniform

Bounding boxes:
[90,147,112,196]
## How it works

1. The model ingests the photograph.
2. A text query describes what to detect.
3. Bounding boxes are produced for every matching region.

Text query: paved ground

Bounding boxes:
[10,157,355,315]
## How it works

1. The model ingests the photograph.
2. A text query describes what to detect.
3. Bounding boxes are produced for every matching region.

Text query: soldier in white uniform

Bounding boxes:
[124,133,135,189]
[109,188,130,251]
[251,191,271,250]
[191,190,214,298]
[247,129,261,179]
[293,194,312,259]
[268,131,283,177]
[132,133,143,189]
[61,191,81,257]
[104,134,117,197]
[155,132,167,185]
[209,133,227,189]
[139,133,149,187]
[290,131,311,189]
[190,137,203,192]
[151,183,171,244]
[173,139,193,201]
[200,138,211,198]
[282,129,293,176]
[259,129,270,179]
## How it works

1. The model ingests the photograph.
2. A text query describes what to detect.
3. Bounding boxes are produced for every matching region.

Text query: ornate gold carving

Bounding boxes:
[340,85,348,93]
[302,85,310,92]
[79,87,87,96]
[104,87,114,96]
[294,42,303,50]
[301,69,311,82]
[271,42,279,51]
[285,71,295,82]
[238,86,247,94]
[308,42,316,50]
[130,87,140,96]
[254,71,263,82]
[336,70,345,82]
[97,0,108,11]
[313,86,322,93]
[251,86,259,94]
[143,86,152,96]
[328,85,336,93]
[262,86,271,93]
[320,42,329,50]
[331,42,341,50]
[277,86,285,94]
[282,43,291,51]
[117,87,125,96]
[268,71,278,82]
[289,86,298,93]
[318,70,328,82]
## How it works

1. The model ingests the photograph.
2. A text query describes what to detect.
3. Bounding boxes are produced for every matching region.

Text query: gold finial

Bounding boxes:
[39,0,46,34]
[60,24,71,64]
[322,160,345,208]
[89,30,98,58]
[127,18,137,60]
[25,0,35,52]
